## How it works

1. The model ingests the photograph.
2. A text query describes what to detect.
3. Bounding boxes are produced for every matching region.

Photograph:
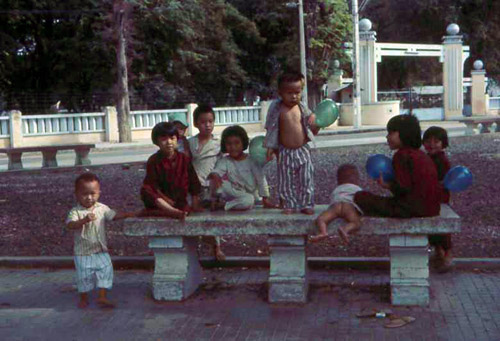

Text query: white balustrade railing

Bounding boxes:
[22,113,105,136]
[0,116,9,137]
[490,97,500,110]
[213,106,261,125]
[131,109,188,129]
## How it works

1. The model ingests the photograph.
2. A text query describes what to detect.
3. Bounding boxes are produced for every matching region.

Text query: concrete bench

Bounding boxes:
[458,116,500,135]
[0,144,95,170]
[123,204,460,306]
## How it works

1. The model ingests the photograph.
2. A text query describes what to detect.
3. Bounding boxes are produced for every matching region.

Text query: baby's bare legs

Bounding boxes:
[310,204,341,242]
[337,203,361,245]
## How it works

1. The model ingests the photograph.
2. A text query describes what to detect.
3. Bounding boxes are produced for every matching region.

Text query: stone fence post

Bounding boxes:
[9,110,23,148]
[259,100,272,130]
[104,106,119,142]
[185,103,198,137]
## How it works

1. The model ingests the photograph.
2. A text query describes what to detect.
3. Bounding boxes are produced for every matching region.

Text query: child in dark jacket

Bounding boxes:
[354,114,440,218]
[141,122,202,219]
[423,126,453,272]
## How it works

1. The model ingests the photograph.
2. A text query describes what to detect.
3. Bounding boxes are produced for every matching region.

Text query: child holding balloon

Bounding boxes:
[208,125,276,211]
[423,126,453,271]
[354,114,441,218]
[311,164,363,244]
[263,72,320,215]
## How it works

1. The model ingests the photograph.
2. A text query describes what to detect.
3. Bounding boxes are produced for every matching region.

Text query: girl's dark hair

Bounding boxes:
[423,126,449,148]
[387,114,422,148]
[75,172,100,191]
[220,125,249,153]
[151,122,179,146]
[193,104,215,123]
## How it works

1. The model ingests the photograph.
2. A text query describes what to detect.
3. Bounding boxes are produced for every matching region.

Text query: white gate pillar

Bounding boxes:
[471,60,487,116]
[359,19,378,104]
[442,24,464,119]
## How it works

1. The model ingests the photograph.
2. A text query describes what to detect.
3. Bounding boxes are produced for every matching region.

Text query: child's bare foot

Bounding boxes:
[300,208,315,215]
[338,226,350,244]
[78,293,89,309]
[310,233,329,243]
[96,297,115,309]
[215,246,226,261]
[282,208,295,215]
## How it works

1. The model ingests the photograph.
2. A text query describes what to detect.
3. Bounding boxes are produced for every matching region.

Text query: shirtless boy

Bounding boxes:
[263,72,319,214]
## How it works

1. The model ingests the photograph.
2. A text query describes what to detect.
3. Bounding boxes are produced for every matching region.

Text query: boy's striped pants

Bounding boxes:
[277,145,314,210]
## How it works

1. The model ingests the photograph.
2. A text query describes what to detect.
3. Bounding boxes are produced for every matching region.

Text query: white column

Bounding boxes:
[8,110,23,148]
[442,24,464,119]
[359,29,378,104]
[471,60,487,116]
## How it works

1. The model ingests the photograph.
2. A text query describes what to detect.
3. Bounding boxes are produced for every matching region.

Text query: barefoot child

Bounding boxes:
[311,164,363,244]
[209,125,277,211]
[141,122,202,219]
[263,72,319,215]
[188,104,225,259]
[66,172,136,309]
[354,114,440,218]
[423,126,453,271]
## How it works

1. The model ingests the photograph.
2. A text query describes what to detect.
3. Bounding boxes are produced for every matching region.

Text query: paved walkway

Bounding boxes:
[1,267,499,340]
[0,121,466,172]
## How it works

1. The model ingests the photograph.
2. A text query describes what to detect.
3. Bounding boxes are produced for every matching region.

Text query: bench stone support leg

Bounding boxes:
[149,236,202,301]
[268,236,308,303]
[7,152,23,170]
[390,234,429,306]
[75,148,91,166]
[42,150,58,168]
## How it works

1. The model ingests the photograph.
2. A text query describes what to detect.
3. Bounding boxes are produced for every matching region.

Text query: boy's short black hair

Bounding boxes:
[278,72,305,89]
[220,125,249,153]
[337,164,359,185]
[75,172,100,191]
[193,104,215,124]
[151,122,179,146]
[423,126,449,148]
[387,114,422,149]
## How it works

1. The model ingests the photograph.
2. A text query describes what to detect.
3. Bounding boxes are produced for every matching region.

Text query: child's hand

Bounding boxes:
[210,174,223,189]
[377,172,391,189]
[307,113,316,126]
[85,213,96,223]
[266,148,276,162]
[262,197,278,209]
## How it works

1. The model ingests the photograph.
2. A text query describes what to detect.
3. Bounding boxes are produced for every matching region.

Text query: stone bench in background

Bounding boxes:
[0,144,95,170]
[458,116,500,135]
[123,204,461,306]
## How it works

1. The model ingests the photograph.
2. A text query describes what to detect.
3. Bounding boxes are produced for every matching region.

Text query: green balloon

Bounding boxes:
[314,99,339,128]
[249,135,267,167]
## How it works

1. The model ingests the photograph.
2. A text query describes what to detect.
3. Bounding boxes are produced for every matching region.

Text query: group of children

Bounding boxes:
[65,71,453,309]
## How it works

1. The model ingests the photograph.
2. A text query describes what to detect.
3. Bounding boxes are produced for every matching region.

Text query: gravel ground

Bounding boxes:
[1,133,499,258]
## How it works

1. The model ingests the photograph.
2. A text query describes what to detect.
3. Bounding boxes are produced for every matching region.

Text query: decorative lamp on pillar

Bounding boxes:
[446,23,460,36]
[473,60,484,71]
[359,18,372,32]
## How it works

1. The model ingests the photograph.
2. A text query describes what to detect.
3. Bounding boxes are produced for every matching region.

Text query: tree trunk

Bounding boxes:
[115,8,132,143]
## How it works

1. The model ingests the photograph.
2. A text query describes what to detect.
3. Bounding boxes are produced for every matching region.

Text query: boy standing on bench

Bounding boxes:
[264,72,319,214]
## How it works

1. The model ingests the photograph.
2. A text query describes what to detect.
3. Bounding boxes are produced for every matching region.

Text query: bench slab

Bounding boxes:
[0,144,95,170]
[124,204,460,306]
[458,116,500,135]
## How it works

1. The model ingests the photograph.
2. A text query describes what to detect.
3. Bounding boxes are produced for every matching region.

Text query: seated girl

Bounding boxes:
[208,125,277,211]
[354,114,441,218]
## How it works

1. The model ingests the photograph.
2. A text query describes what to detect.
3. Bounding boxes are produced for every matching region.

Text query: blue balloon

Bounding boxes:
[443,166,473,192]
[366,154,394,182]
